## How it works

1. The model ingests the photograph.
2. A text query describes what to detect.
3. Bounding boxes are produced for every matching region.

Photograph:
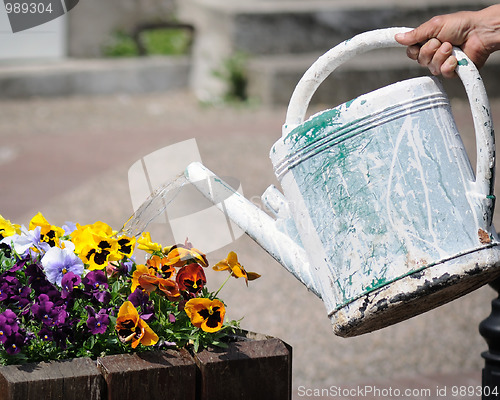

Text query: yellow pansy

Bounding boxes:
[29,212,64,247]
[137,232,163,254]
[0,214,20,240]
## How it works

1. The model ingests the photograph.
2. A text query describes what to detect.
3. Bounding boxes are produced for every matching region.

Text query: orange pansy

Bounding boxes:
[165,246,208,268]
[213,251,260,286]
[115,301,158,348]
[176,263,206,295]
[184,298,225,333]
[147,255,175,279]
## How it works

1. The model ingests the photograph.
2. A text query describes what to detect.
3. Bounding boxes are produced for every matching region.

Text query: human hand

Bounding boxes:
[395,6,500,78]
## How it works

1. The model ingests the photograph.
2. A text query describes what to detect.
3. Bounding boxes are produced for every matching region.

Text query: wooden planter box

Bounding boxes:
[0,331,292,400]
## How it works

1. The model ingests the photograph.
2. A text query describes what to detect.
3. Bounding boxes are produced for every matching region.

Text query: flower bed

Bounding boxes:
[0,212,261,364]
[0,331,292,400]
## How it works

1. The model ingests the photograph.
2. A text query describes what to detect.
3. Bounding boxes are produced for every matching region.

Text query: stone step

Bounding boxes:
[247,50,500,107]
[0,56,190,99]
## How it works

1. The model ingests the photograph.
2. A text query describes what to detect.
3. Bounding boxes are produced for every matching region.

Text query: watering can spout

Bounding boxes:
[184,161,321,298]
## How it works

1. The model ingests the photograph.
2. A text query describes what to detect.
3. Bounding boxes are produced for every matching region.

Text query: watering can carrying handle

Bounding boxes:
[283,27,495,200]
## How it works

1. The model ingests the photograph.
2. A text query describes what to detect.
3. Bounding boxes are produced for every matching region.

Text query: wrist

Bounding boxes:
[477,4,500,52]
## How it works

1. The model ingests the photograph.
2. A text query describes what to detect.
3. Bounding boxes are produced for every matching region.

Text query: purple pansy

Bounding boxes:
[0,280,16,303]
[25,261,53,295]
[61,272,82,299]
[0,309,18,344]
[10,286,32,314]
[4,332,25,355]
[31,294,67,327]
[128,288,155,322]
[85,306,110,335]
[38,327,53,341]
[82,270,111,304]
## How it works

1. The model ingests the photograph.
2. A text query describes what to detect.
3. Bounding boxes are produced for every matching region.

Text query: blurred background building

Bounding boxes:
[1,0,499,102]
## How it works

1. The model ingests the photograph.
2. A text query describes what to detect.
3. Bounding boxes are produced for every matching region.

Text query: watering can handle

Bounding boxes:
[283,27,495,200]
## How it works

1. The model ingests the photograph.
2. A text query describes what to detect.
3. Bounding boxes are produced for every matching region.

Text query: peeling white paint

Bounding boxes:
[185,28,499,337]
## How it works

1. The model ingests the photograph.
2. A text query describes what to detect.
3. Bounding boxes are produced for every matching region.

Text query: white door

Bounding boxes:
[0,2,66,60]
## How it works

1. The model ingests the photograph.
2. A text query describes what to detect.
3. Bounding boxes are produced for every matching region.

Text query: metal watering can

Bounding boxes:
[185,27,500,337]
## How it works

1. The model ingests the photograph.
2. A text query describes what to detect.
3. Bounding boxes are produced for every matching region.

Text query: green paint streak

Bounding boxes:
[345,99,355,109]
[368,277,387,291]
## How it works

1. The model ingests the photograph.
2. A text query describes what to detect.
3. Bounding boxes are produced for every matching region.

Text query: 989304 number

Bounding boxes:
[5,2,53,14]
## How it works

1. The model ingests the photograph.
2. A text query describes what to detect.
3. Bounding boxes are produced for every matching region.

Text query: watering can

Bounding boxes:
[185,27,500,337]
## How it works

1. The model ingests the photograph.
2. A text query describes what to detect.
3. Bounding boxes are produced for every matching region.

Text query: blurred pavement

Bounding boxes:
[0,88,498,399]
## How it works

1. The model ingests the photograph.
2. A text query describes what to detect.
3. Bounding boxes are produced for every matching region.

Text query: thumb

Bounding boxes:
[395,20,441,46]
[395,30,420,46]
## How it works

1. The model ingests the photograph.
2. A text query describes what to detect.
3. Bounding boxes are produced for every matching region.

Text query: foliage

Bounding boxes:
[103,28,191,58]
[141,28,192,56]
[102,31,139,57]
[213,52,250,103]
[0,213,259,365]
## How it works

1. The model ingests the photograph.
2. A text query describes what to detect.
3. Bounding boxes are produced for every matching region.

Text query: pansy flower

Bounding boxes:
[31,294,67,327]
[176,263,206,295]
[4,332,25,355]
[157,278,181,301]
[0,214,20,240]
[128,287,150,308]
[147,255,175,279]
[41,241,84,287]
[165,245,208,268]
[116,235,136,258]
[61,272,82,299]
[72,221,114,241]
[137,232,163,254]
[38,327,53,342]
[10,286,32,314]
[25,261,53,295]
[0,309,18,343]
[85,306,110,335]
[77,233,120,271]
[127,288,156,321]
[213,251,260,286]
[131,264,180,301]
[71,222,121,270]
[62,221,77,236]
[131,264,157,293]
[29,212,65,247]
[1,226,50,258]
[82,270,111,303]
[0,275,19,302]
[115,301,158,348]
[184,298,225,333]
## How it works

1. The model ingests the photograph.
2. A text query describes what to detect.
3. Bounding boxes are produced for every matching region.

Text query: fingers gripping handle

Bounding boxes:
[282,27,495,202]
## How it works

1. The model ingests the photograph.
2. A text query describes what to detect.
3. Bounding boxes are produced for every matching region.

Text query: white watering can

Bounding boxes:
[185,27,500,337]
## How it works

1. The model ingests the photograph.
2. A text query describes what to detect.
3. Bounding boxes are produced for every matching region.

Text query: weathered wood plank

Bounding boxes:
[0,357,105,400]
[194,337,292,400]
[97,349,196,400]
